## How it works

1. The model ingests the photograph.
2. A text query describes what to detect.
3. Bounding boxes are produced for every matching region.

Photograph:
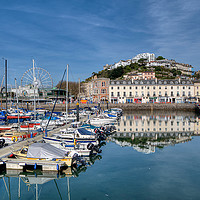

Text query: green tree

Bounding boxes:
[156,56,165,60]
[138,58,147,65]
[124,65,132,73]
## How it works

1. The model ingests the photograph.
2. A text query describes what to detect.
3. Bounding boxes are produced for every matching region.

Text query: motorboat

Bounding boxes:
[0,130,37,142]
[89,115,117,125]
[10,143,74,167]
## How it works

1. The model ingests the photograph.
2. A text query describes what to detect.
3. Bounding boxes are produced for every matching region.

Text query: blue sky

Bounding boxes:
[0,0,200,86]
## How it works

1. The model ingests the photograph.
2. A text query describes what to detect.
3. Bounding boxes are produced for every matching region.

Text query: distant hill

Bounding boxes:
[85,62,187,82]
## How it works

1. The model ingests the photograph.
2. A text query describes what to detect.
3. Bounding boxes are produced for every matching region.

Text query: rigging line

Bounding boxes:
[68,66,76,82]
[44,68,66,133]
[54,179,63,200]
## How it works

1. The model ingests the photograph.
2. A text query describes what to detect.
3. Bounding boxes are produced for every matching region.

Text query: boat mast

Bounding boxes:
[66,64,68,130]
[5,59,8,124]
[0,75,5,110]
[79,78,80,103]
[15,78,20,125]
[33,59,36,121]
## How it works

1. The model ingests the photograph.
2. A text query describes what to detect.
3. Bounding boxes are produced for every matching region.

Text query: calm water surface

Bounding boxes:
[0,111,200,200]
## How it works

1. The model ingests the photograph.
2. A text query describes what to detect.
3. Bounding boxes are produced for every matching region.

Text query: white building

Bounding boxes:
[109,79,194,104]
[132,53,156,63]
[12,85,39,97]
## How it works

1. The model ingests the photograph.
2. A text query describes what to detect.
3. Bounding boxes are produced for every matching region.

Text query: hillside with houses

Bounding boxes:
[85,53,194,82]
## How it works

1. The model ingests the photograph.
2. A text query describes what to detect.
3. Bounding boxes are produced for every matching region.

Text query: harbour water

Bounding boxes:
[1,111,200,200]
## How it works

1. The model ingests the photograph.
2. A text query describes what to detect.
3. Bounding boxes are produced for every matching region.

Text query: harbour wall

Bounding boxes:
[4,103,196,112]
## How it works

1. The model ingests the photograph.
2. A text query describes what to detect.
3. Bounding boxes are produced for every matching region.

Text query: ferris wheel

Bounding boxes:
[21,63,53,89]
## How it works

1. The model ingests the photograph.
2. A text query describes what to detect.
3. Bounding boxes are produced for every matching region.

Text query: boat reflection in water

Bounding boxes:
[0,153,102,200]
[110,112,200,154]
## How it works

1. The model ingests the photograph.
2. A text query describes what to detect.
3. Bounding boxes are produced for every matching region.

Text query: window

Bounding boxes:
[165,92,167,96]
[124,87,125,90]
[111,92,114,97]
[101,89,106,94]
[102,82,105,87]
[111,87,113,90]
[136,87,138,89]
[153,86,155,90]
[188,92,191,96]
[171,92,173,96]
[159,86,161,89]
[129,87,132,89]
[153,92,156,96]
[177,86,179,89]
[141,86,143,89]
[165,86,167,89]
[183,91,185,96]
[171,86,173,89]
[147,86,149,89]
[123,92,126,97]
[159,91,161,96]
[117,92,120,97]
[177,92,179,96]
[135,91,138,96]
[117,87,119,90]
[183,86,185,89]
[189,87,190,89]
[129,92,132,97]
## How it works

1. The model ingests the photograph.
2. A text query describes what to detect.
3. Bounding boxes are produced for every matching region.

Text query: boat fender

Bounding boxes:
[11,136,18,142]
[8,153,14,158]
[0,139,5,145]
[34,163,37,170]
[87,143,94,150]
[57,164,59,171]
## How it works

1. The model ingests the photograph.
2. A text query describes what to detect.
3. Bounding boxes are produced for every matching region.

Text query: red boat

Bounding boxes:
[7,115,31,119]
